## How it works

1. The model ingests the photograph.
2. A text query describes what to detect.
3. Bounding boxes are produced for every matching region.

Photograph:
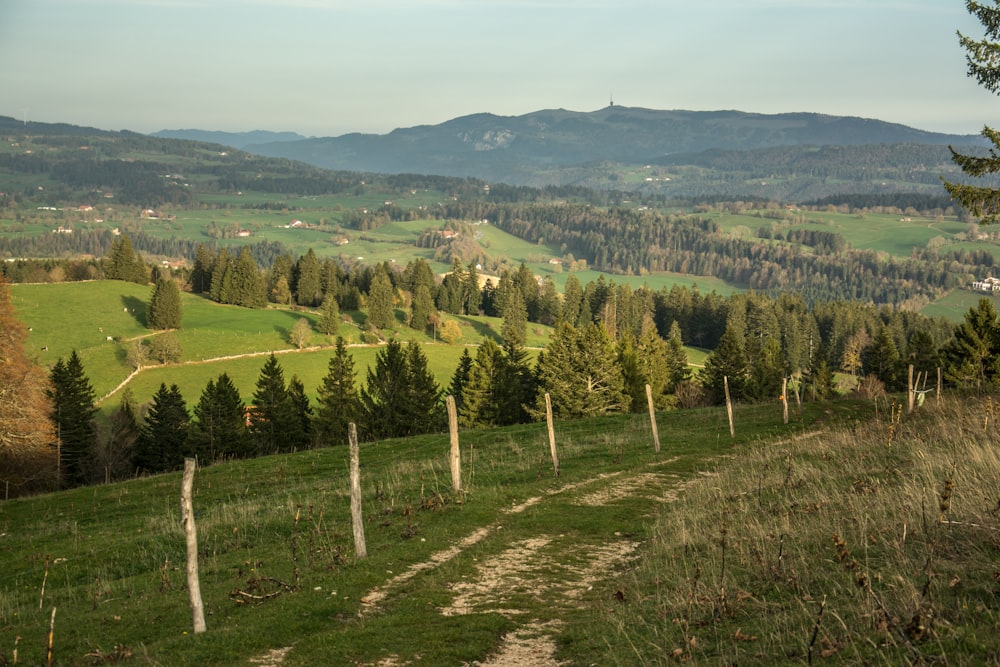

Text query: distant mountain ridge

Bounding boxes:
[240,106,982,185]
[150,129,309,150]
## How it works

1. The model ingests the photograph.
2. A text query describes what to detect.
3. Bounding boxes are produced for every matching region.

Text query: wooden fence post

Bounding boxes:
[446,395,461,492]
[907,364,915,413]
[645,384,660,453]
[348,423,367,559]
[545,392,559,476]
[181,458,206,634]
[724,376,735,438]
[782,377,789,425]
[937,367,942,402]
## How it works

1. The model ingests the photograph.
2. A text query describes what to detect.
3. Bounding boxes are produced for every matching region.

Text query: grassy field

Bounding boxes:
[921,288,1000,322]
[1,394,996,665]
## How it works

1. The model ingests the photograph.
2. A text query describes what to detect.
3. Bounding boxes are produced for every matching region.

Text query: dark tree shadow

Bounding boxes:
[121,295,147,327]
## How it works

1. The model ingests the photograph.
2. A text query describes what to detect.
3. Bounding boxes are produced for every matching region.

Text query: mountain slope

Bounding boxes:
[244,106,981,185]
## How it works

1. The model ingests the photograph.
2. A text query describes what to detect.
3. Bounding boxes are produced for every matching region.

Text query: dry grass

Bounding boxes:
[605,396,1000,665]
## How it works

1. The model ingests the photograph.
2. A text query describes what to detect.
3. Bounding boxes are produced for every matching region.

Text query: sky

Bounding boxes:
[0,0,994,138]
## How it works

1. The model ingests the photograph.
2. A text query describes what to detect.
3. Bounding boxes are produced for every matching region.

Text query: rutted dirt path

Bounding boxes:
[349,457,699,667]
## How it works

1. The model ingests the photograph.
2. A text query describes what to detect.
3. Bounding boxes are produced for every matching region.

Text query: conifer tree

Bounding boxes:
[699,323,749,405]
[404,341,445,435]
[209,246,232,303]
[249,353,294,454]
[460,338,504,428]
[315,337,359,445]
[501,286,528,349]
[535,323,626,419]
[367,267,395,330]
[147,278,182,330]
[95,388,139,483]
[317,293,340,336]
[188,373,248,462]
[944,297,1000,390]
[189,244,215,294]
[285,375,313,451]
[410,284,435,332]
[944,1,1000,222]
[464,261,482,315]
[134,383,189,474]
[229,246,267,308]
[295,248,323,307]
[105,234,147,284]
[48,350,98,487]
[448,348,474,415]
[360,338,409,439]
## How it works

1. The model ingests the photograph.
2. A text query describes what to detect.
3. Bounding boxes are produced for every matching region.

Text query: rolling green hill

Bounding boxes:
[0,395,995,665]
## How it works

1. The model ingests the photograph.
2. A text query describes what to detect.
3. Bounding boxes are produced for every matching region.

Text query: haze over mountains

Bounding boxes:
[151,106,982,193]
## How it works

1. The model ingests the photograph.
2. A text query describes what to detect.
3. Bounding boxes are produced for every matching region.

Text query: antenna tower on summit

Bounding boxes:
[609,94,614,107]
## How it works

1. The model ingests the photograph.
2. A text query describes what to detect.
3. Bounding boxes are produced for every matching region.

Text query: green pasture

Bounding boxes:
[0,398,852,666]
[704,209,981,260]
[921,288,1000,322]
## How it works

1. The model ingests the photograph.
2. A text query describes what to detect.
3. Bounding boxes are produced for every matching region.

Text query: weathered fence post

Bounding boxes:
[446,395,461,492]
[782,377,789,425]
[937,367,942,402]
[907,364,915,413]
[645,384,660,453]
[348,423,367,559]
[724,376,735,438]
[545,392,559,476]
[181,458,206,634]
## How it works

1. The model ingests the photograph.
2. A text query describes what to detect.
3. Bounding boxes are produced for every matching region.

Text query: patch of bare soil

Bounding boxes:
[248,646,293,666]
[472,620,569,667]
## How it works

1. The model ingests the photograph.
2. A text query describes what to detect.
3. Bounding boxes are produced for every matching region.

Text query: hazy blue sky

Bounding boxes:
[0,0,993,137]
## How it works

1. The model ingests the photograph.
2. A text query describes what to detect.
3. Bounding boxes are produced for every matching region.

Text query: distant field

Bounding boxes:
[705,209,987,260]
[921,288,1000,322]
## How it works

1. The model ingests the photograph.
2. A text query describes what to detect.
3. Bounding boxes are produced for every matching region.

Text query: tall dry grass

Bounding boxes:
[606,396,1000,665]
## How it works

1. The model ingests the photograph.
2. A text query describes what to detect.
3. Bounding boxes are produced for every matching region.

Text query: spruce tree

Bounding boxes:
[134,383,189,474]
[460,338,504,429]
[105,234,147,284]
[147,278,182,330]
[944,1,1000,222]
[410,284,435,332]
[230,246,266,308]
[295,248,323,307]
[249,354,293,454]
[944,297,1000,390]
[404,341,444,435]
[367,267,395,330]
[188,373,248,462]
[360,338,410,439]
[48,350,98,487]
[448,348,474,415]
[464,261,482,315]
[285,376,313,451]
[96,388,139,482]
[535,323,625,419]
[209,247,232,303]
[315,337,359,445]
[317,293,340,336]
[501,286,528,349]
[189,244,215,294]
[699,323,749,405]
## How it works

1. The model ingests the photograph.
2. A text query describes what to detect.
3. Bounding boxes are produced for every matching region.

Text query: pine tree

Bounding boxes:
[944,297,1000,390]
[229,246,266,308]
[249,353,293,454]
[367,267,395,330]
[464,261,482,315]
[295,248,323,307]
[699,323,749,405]
[105,234,147,284]
[410,284,435,332]
[360,338,410,440]
[147,278,182,330]
[314,337,359,445]
[501,286,528,349]
[404,341,444,435]
[0,277,56,495]
[189,244,215,294]
[209,246,232,303]
[317,293,340,336]
[460,338,504,428]
[285,376,313,452]
[863,326,903,391]
[48,350,98,487]
[188,373,248,462]
[535,323,626,419]
[134,383,189,474]
[448,348,474,415]
[944,2,1000,222]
